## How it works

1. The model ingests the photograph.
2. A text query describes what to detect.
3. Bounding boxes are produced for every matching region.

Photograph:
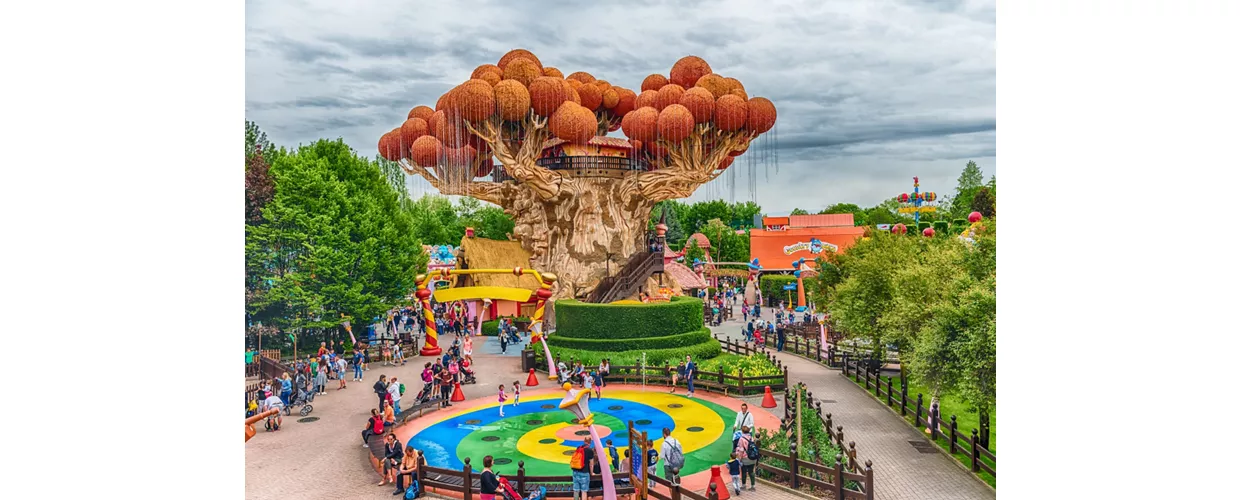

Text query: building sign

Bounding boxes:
[897,206,936,214]
[424,245,458,270]
[782,238,838,256]
[783,284,798,290]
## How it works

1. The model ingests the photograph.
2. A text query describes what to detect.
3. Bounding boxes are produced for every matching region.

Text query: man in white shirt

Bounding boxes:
[388,377,402,416]
[659,428,685,484]
[733,403,755,434]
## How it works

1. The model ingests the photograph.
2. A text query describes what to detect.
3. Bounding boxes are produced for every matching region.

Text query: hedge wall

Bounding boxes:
[933,221,949,234]
[553,296,703,340]
[536,337,722,367]
[546,327,712,351]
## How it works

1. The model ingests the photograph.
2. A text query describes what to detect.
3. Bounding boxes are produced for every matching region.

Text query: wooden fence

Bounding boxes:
[534,355,787,396]
[842,358,995,477]
[769,383,873,499]
[719,333,846,369]
[756,442,873,500]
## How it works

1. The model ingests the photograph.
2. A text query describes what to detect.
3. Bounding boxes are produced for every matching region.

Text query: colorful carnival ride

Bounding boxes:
[897,177,938,228]
[378,50,780,300]
[414,268,561,379]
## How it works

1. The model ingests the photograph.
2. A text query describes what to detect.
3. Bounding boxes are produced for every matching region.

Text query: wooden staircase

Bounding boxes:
[586,251,664,303]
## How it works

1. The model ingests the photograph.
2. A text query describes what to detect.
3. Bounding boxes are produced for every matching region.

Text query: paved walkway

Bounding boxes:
[711,314,994,500]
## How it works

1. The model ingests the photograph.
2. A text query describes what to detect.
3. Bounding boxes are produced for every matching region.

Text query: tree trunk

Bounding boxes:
[499,176,655,299]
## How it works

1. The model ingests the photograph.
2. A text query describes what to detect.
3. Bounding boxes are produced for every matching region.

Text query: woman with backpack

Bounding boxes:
[735,426,758,492]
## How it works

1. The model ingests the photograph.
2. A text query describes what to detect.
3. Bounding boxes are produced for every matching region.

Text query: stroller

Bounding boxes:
[498,476,544,500]
[286,386,315,417]
[413,383,436,405]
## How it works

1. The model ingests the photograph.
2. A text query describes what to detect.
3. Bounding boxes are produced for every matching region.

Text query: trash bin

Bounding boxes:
[522,349,535,372]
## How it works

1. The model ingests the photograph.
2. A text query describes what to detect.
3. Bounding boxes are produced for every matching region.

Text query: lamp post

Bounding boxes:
[559,382,617,500]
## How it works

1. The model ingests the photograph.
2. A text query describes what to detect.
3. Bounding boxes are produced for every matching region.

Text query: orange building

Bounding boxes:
[749,214,866,270]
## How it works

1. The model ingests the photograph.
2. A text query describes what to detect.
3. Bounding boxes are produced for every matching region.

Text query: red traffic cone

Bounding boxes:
[709,465,731,500]
[451,382,466,402]
[526,368,539,387]
[761,386,777,408]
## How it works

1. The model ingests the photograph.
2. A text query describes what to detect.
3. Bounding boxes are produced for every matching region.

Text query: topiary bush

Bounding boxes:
[933,221,949,234]
[554,296,703,340]
[535,338,722,367]
[546,327,712,351]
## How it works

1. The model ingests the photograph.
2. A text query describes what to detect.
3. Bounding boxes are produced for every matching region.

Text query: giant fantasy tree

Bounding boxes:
[379,50,778,298]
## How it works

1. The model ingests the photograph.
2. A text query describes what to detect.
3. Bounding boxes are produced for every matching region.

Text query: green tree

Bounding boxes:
[246,139,428,333]
[819,203,868,226]
[684,239,705,263]
[650,200,688,247]
[789,208,809,216]
[956,160,984,193]
[971,187,996,218]
[407,195,464,245]
[949,161,986,219]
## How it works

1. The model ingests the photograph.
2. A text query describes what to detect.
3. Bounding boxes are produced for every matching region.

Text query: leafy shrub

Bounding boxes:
[547,327,712,351]
[933,221,949,234]
[917,221,931,231]
[759,275,796,303]
[480,316,531,336]
[697,353,782,378]
[554,297,703,340]
[535,337,722,367]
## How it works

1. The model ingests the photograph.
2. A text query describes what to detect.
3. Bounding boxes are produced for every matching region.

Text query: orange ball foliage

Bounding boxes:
[670,56,712,88]
[729,87,749,100]
[427,110,448,139]
[543,67,564,78]
[566,71,596,84]
[411,136,443,167]
[448,80,496,121]
[550,102,597,144]
[657,104,695,143]
[602,88,620,109]
[613,88,637,116]
[564,81,581,105]
[655,84,685,111]
[529,77,569,117]
[714,94,748,131]
[378,132,397,161]
[694,74,731,99]
[578,82,603,110]
[746,97,777,133]
[472,64,501,80]
[723,77,745,92]
[503,58,542,86]
[435,93,450,111]
[635,90,658,110]
[498,49,542,71]
[680,87,715,124]
[718,156,735,169]
[621,106,659,142]
[408,105,434,122]
[646,141,667,157]
[641,74,668,92]
[629,139,642,151]
[494,79,531,121]
[444,144,478,165]
[400,117,430,147]
[566,79,582,90]
[477,71,501,87]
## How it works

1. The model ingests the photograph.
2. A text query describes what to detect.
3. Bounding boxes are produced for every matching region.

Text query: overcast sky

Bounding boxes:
[245,0,995,213]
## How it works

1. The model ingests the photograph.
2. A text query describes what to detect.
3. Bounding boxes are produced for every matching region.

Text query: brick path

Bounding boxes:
[711,314,995,500]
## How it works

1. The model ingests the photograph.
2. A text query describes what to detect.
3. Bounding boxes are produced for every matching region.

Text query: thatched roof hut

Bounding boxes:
[456,237,542,290]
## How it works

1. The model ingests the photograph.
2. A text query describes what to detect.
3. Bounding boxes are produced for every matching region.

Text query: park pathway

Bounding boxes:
[711,316,995,500]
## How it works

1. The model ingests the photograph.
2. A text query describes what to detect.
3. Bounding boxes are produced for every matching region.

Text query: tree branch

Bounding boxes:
[463,114,563,200]
[398,159,506,205]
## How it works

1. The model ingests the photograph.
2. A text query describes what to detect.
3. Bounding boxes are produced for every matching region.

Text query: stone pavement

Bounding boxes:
[711,313,995,500]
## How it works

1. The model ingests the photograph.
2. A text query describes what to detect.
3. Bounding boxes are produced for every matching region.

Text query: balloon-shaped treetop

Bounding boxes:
[379,50,779,299]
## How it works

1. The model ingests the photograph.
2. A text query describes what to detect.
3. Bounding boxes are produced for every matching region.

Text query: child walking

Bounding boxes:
[497,384,508,417]
[512,381,521,406]
[727,452,743,495]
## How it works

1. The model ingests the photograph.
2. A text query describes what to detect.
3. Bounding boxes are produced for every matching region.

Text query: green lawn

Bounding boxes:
[845,372,996,488]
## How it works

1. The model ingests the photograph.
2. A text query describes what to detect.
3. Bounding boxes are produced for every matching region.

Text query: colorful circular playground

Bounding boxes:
[395,385,780,488]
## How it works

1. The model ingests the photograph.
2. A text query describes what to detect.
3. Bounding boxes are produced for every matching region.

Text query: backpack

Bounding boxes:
[744,436,760,460]
[399,383,405,395]
[404,479,420,499]
[569,445,586,469]
[666,439,685,469]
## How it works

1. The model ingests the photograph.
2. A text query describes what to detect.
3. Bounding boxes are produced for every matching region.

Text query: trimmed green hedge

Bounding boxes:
[759,275,796,304]
[480,316,530,336]
[536,337,722,367]
[917,221,931,231]
[553,296,703,340]
[933,221,949,234]
[546,327,712,351]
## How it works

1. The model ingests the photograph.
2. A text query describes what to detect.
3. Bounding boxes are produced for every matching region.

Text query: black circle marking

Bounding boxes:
[539,438,557,444]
